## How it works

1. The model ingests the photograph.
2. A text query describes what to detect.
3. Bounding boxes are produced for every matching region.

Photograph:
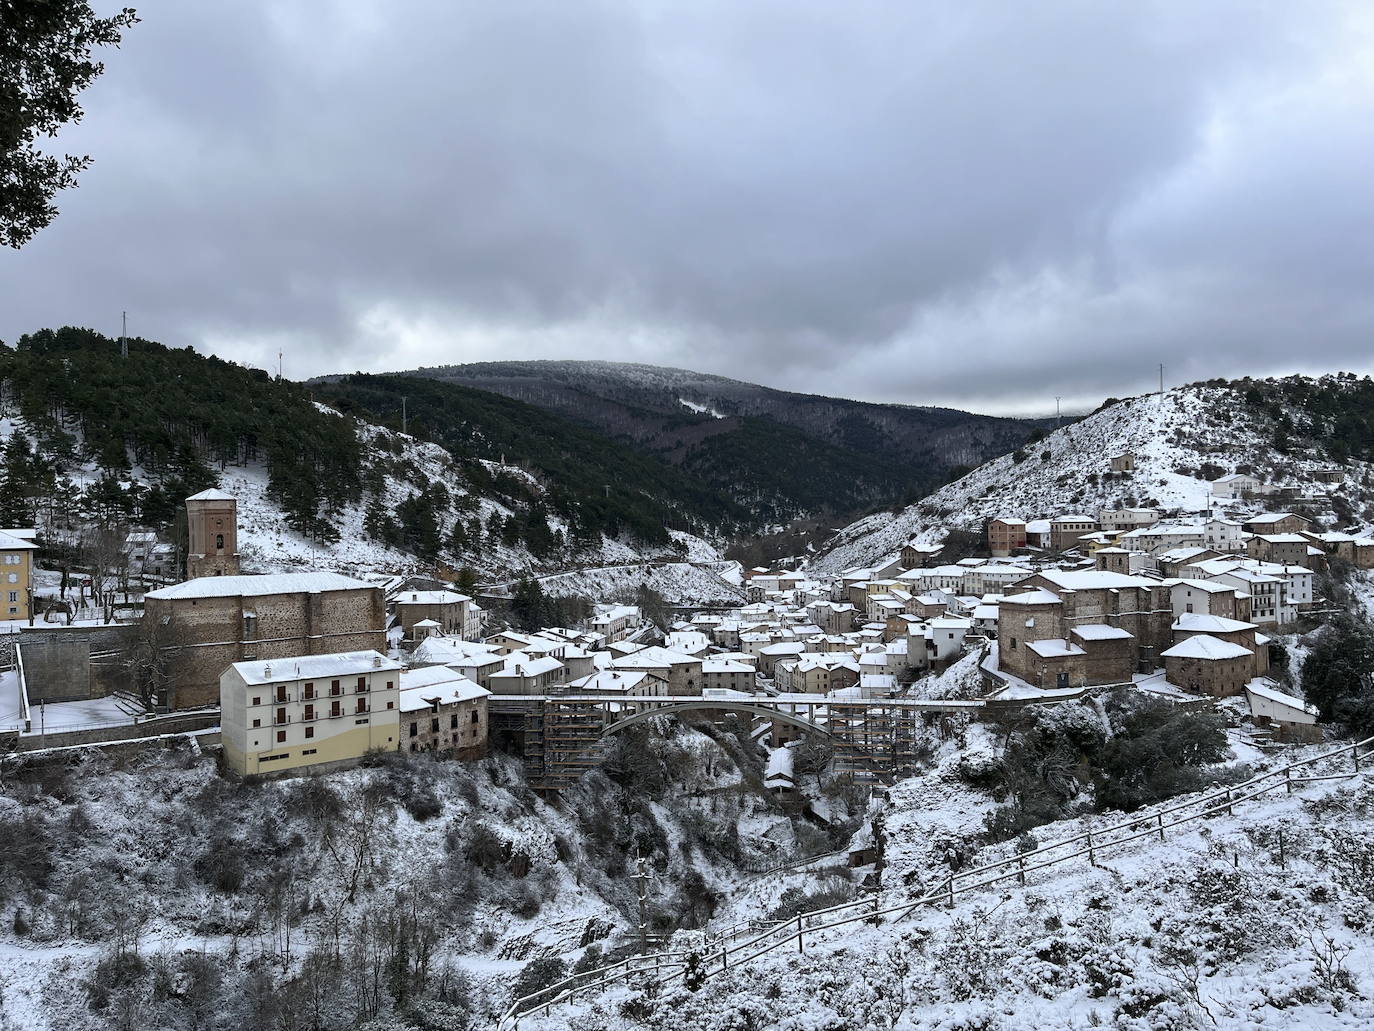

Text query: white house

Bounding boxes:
[1211,473,1261,499]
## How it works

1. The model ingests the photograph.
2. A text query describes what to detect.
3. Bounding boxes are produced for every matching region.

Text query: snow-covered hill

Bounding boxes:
[816,382,1374,573]
[6,405,720,583]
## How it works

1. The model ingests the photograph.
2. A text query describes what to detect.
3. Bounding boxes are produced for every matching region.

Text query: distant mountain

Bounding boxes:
[401,360,1044,523]
[814,374,1374,572]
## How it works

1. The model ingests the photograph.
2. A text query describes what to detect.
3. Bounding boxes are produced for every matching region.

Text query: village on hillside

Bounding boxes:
[0,445,1363,791]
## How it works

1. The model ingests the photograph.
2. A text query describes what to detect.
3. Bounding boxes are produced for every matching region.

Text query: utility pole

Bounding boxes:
[1054,396,1062,427]
[401,397,407,435]
[632,854,651,954]
[119,311,128,358]
[277,350,283,381]
[1159,363,1164,394]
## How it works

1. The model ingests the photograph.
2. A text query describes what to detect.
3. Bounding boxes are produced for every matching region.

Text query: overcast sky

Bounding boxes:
[3,2,1372,415]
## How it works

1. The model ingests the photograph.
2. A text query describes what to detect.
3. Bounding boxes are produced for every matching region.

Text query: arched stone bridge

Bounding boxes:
[489,691,1011,791]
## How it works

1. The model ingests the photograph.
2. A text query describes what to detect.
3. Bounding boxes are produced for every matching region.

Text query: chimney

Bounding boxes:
[263,663,272,678]
[372,654,383,668]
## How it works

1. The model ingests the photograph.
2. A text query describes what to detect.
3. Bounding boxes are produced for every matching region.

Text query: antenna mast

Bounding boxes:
[120,311,128,358]
[1159,363,1164,393]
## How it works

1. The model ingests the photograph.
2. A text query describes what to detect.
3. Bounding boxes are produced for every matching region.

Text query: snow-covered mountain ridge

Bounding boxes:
[816,378,1374,572]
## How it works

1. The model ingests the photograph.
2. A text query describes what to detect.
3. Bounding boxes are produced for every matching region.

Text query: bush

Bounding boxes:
[509,957,567,1005]
[193,835,246,892]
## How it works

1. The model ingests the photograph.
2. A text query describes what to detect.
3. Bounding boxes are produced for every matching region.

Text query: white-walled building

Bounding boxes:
[220,651,402,778]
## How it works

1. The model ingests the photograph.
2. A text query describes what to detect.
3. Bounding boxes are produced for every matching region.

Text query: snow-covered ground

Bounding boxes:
[529,735,1374,1031]
[816,384,1374,573]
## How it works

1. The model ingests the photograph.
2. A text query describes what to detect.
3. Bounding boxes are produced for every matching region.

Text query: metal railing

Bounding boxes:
[498,734,1372,1028]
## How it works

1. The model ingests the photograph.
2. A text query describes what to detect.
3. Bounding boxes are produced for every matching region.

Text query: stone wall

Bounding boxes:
[146,587,386,708]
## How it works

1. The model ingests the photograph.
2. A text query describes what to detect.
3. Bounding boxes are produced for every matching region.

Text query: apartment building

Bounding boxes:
[220,650,402,778]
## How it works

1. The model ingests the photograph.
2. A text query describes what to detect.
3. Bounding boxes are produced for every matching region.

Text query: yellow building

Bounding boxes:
[220,650,402,777]
[0,529,38,621]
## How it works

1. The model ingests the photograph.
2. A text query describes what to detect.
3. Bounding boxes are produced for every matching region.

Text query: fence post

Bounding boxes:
[1225,788,1233,815]
[1278,825,1286,870]
[1285,767,1293,794]
[1017,856,1025,886]
[945,875,955,909]
[1157,813,1165,842]
[796,913,804,953]
[1087,831,1096,867]
[1355,745,1361,774]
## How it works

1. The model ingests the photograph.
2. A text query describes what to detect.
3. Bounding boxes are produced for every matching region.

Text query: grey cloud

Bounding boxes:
[1,1,1370,413]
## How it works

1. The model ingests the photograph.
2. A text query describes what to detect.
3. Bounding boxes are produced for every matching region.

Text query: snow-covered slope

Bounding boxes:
[816,383,1374,572]
[5,405,720,583]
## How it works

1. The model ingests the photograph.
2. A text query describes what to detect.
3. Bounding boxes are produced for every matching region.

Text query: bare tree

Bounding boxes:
[124,612,187,709]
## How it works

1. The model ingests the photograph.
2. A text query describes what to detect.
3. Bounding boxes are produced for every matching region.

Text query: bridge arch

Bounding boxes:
[597,700,837,740]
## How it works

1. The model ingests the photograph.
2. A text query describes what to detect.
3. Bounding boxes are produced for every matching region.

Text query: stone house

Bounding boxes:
[1246,534,1314,568]
[394,590,481,641]
[1050,515,1100,553]
[987,518,1027,558]
[1243,513,1311,536]
[1170,612,1269,677]
[1109,452,1135,473]
[1161,636,1253,697]
[145,572,387,708]
[399,665,490,760]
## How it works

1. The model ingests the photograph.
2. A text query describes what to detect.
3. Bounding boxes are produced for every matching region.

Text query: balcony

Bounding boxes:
[272,715,292,727]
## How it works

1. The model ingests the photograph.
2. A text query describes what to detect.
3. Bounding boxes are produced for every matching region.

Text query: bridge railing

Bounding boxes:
[505,734,1373,1024]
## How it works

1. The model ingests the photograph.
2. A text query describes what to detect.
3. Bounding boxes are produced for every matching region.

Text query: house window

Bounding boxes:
[275,707,287,725]
[7,592,16,603]
[304,682,315,699]
[252,718,261,729]
[216,533,224,550]
[330,700,341,717]
[386,681,394,691]
[355,698,368,714]
[386,701,394,709]
[409,722,418,738]
[303,704,314,721]
[304,726,314,739]
[1009,638,1017,650]
[450,714,459,729]
[356,677,368,692]
[276,730,286,743]
[472,711,480,725]
[252,696,261,706]
[430,718,439,733]
[275,685,288,703]
[330,680,341,695]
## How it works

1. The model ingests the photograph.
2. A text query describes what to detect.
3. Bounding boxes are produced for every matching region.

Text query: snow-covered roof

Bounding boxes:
[1172,613,1256,633]
[186,488,236,501]
[0,530,37,552]
[567,669,662,692]
[1244,680,1319,717]
[702,658,754,673]
[1034,570,1156,590]
[1025,520,1051,534]
[1027,638,1086,658]
[229,650,399,685]
[991,516,1026,525]
[396,590,472,605]
[1161,636,1253,660]
[492,655,564,678]
[1001,588,1061,606]
[412,637,503,665]
[398,667,489,711]
[1071,624,1133,641]
[147,572,374,600]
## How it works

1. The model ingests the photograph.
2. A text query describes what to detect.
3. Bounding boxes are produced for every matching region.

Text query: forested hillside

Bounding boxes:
[407,360,1045,521]
[0,329,731,574]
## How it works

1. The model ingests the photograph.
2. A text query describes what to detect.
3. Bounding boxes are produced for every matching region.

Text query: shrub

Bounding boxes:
[509,957,567,1005]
